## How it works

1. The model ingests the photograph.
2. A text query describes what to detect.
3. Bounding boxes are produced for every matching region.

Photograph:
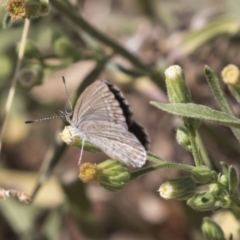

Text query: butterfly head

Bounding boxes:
[61,109,73,123]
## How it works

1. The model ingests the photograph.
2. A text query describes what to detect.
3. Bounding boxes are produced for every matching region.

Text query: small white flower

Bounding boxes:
[59,126,73,145]
[165,65,182,80]
[158,182,174,199]
[158,177,196,201]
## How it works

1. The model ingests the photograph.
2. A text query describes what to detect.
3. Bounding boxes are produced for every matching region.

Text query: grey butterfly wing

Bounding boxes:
[80,121,146,168]
[72,81,127,128]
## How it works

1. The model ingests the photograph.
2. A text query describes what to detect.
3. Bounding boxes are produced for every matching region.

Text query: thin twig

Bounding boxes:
[0,19,31,153]
[49,0,149,72]
[188,125,203,167]
[0,187,32,204]
[131,162,194,180]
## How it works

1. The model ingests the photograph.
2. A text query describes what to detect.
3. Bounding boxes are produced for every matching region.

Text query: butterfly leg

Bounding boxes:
[78,138,85,165]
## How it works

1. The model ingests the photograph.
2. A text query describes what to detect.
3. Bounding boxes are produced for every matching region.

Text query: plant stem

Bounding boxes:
[147,152,166,164]
[188,126,203,166]
[49,0,149,71]
[131,162,194,180]
[32,138,66,200]
[0,19,30,153]
[196,131,214,169]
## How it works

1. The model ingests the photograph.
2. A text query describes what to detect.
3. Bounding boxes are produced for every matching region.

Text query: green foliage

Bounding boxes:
[202,217,225,240]
[150,102,240,130]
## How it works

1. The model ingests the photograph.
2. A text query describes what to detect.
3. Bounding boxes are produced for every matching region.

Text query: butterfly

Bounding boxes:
[64,80,149,168]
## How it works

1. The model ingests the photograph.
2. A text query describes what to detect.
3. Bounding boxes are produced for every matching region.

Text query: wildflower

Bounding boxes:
[165,65,191,104]
[158,176,196,201]
[79,160,131,191]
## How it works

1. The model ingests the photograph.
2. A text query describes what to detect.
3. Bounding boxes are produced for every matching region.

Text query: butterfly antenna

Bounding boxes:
[62,76,73,112]
[25,115,63,124]
[78,138,85,165]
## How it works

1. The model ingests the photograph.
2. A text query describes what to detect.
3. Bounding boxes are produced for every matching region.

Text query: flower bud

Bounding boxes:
[17,40,42,60]
[6,0,49,20]
[79,160,131,191]
[17,63,43,88]
[187,192,215,211]
[39,0,49,16]
[6,0,27,19]
[202,217,225,240]
[191,166,216,184]
[164,65,191,104]
[176,127,191,151]
[219,175,228,187]
[228,165,238,194]
[219,162,229,187]
[158,176,196,201]
[54,37,78,59]
[220,161,229,176]
[209,183,221,196]
[60,126,101,153]
[220,196,235,208]
[221,64,240,86]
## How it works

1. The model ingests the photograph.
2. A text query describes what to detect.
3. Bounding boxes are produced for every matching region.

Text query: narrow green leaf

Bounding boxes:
[150,102,240,129]
[204,65,240,142]
[204,66,233,113]
[0,198,39,238]
[220,161,229,176]
[176,16,239,57]
[228,166,238,194]
[2,14,12,29]
[228,85,240,103]
[41,207,64,240]
[61,180,100,238]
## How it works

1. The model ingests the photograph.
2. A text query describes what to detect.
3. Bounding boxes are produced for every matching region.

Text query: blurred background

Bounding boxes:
[1,0,240,239]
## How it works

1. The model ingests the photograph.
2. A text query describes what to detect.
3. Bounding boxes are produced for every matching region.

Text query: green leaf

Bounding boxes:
[204,65,240,143]
[204,66,233,114]
[150,102,240,129]
[41,206,64,240]
[228,166,238,194]
[0,198,39,238]
[2,14,12,29]
[175,16,239,57]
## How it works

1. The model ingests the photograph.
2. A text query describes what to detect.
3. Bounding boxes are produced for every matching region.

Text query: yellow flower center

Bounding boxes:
[79,163,98,182]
